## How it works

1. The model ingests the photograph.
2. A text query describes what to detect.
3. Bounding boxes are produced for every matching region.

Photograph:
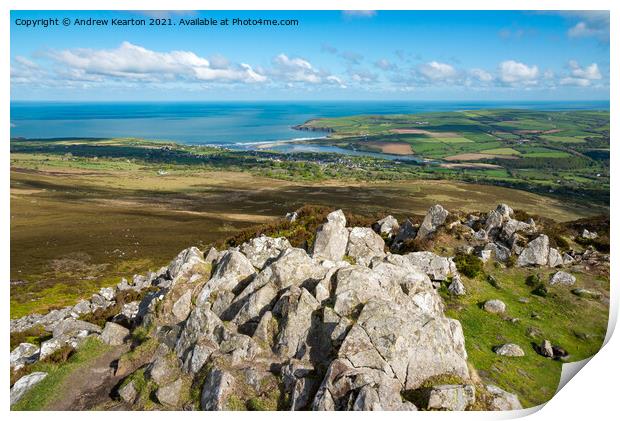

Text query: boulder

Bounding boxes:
[149,354,180,386]
[417,204,449,240]
[312,210,349,261]
[172,290,192,322]
[240,235,292,269]
[156,378,183,407]
[99,287,116,301]
[572,288,602,299]
[10,371,48,406]
[549,271,576,286]
[119,380,138,404]
[52,319,102,338]
[485,385,522,411]
[448,275,466,296]
[484,243,511,262]
[201,368,236,410]
[426,384,475,411]
[582,229,598,239]
[346,227,386,266]
[168,246,205,280]
[10,343,40,370]
[393,219,417,244]
[71,299,92,317]
[373,215,399,237]
[404,251,454,281]
[494,343,525,357]
[274,287,320,359]
[548,247,563,267]
[538,340,554,358]
[483,299,506,314]
[516,235,550,267]
[101,322,129,346]
[197,250,256,304]
[204,247,220,265]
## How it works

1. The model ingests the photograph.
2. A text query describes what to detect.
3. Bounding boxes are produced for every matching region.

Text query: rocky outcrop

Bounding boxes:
[13,204,569,411]
[416,204,449,240]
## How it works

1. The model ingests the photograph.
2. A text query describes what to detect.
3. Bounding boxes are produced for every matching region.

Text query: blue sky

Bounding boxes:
[10,10,610,101]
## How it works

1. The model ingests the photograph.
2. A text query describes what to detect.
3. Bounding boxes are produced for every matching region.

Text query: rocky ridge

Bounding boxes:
[10,203,607,410]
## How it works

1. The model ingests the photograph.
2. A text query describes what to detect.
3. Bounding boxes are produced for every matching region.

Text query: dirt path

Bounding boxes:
[46,344,130,410]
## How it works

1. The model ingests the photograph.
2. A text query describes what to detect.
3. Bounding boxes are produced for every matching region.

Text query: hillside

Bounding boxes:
[10,203,609,410]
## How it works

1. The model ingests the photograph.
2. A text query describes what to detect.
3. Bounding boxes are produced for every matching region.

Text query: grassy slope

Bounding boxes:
[441,265,608,408]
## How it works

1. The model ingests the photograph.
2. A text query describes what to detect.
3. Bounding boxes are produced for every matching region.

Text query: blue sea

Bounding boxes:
[10,101,609,157]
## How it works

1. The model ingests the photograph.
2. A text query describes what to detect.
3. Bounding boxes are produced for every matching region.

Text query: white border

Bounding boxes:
[2,1,617,420]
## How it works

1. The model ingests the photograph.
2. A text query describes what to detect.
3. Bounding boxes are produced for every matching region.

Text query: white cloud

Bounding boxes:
[469,68,493,82]
[418,61,457,81]
[271,53,343,87]
[564,11,609,41]
[48,42,266,84]
[498,60,539,85]
[560,60,602,86]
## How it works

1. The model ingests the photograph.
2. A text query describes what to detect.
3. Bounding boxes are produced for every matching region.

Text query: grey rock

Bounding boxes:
[121,301,140,320]
[539,340,554,358]
[516,235,549,267]
[485,385,523,411]
[448,275,466,296]
[156,378,183,407]
[168,246,205,280]
[172,290,192,322]
[285,211,298,222]
[483,299,506,314]
[582,229,598,239]
[346,227,386,266]
[99,287,116,301]
[149,354,180,386]
[119,380,138,404]
[201,368,235,410]
[478,249,492,263]
[10,371,48,405]
[312,210,349,261]
[393,218,417,244]
[10,343,40,370]
[52,318,101,338]
[572,288,602,299]
[548,247,564,267]
[71,299,92,317]
[426,384,475,411]
[204,247,220,266]
[417,204,449,240]
[240,235,291,269]
[373,215,399,237]
[562,253,576,265]
[484,243,511,262]
[274,287,320,359]
[549,271,576,286]
[404,251,454,281]
[197,250,256,305]
[100,322,129,346]
[494,343,525,357]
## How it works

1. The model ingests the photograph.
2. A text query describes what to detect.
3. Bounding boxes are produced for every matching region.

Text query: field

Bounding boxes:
[297,109,610,204]
[10,146,604,319]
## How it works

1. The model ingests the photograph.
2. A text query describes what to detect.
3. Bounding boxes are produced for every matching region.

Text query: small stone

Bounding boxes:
[539,340,554,358]
[119,380,138,404]
[156,378,183,407]
[571,288,602,299]
[549,271,576,286]
[100,322,129,346]
[494,343,525,357]
[483,299,506,314]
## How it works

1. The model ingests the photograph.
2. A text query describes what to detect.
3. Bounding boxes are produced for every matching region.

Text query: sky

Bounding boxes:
[10,10,610,101]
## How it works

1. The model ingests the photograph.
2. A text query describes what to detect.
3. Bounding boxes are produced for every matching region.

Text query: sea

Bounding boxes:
[10,101,609,158]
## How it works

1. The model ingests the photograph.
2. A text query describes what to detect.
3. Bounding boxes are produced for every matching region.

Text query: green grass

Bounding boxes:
[11,337,110,410]
[441,265,608,408]
[480,148,521,156]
